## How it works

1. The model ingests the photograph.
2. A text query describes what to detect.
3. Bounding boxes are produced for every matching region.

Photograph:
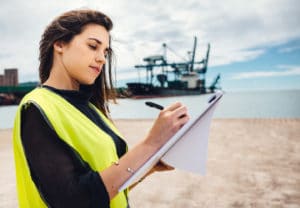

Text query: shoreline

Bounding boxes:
[1,118,300,207]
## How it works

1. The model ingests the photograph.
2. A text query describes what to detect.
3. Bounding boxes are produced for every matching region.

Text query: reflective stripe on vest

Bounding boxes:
[13,87,128,208]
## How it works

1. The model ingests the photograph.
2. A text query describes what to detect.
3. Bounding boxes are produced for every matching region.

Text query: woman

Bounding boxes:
[13,9,189,208]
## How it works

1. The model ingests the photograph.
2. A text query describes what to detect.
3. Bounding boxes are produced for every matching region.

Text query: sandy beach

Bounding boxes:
[1,119,300,207]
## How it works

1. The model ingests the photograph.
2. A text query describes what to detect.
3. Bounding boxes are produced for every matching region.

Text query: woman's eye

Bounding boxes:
[89,45,97,50]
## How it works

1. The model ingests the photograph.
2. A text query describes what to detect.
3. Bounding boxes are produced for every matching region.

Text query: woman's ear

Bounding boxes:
[53,41,64,54]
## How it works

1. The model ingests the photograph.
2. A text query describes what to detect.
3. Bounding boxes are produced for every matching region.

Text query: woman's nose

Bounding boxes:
[95,52,106,63]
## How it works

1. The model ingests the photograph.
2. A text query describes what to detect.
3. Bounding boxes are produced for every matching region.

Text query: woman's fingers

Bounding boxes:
[163,102,183,112]
[153,160,175,172]
[176,113,190,129]
[145,101,190,148]
[162,102,190,128]
[173,105,188,119]
[162,102,188,119]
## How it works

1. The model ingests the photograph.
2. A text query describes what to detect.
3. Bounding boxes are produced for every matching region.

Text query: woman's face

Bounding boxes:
[58,23,110,86]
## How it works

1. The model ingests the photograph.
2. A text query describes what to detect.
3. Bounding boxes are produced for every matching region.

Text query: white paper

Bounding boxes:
[119,91,223,192]
[161,102,218,174]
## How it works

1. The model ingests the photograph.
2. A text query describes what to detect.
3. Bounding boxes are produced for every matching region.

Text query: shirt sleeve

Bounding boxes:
[20,103,110,208]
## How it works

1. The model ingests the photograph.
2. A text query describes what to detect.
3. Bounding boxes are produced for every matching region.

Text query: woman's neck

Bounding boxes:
[43,67,80,90]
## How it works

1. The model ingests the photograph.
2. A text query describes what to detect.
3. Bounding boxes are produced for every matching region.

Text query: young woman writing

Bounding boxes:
[13,9,189,208]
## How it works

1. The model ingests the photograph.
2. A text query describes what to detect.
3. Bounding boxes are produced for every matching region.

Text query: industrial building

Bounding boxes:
[0,68,18,86]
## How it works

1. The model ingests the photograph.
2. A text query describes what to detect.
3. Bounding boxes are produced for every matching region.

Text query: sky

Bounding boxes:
[1,0,300,91]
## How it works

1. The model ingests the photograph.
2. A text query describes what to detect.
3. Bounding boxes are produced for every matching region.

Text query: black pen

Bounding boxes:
[145,101,164,110]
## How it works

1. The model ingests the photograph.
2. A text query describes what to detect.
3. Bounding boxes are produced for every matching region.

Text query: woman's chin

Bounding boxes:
[80,78,97,86]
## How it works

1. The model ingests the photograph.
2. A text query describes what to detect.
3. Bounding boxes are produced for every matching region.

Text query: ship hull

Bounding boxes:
[126,82,207,98]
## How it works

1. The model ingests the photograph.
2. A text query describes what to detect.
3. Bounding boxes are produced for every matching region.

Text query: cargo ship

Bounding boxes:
[126,37,221,98]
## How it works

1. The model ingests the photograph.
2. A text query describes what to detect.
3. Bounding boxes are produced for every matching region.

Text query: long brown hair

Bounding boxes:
[39,9,116,117]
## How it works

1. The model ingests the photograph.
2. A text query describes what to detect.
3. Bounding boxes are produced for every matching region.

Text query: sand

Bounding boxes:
[1,119,300,207]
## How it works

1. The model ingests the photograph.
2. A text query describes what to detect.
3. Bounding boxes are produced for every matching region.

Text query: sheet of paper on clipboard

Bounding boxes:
[119,91,223,192]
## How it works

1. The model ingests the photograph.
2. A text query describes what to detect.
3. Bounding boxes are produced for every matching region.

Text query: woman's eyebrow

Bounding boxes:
[88,37,109,50]
[88,37,102,44]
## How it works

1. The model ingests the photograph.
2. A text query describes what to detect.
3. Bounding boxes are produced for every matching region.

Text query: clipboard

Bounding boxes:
[119,90,223,192]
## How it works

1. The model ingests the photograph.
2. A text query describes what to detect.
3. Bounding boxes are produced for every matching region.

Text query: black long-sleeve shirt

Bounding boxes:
[21,85,127,208]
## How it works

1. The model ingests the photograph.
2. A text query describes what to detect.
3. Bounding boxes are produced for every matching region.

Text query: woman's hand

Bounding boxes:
[144,102,190,150]
[151,160,174,172]
[106,102,189,193]
[129,160,174,190]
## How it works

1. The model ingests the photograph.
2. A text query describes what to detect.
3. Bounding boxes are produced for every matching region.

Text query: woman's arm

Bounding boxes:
[100,102,189,199]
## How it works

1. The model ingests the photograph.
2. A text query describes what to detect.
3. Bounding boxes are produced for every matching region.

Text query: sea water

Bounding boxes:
[1,90,299,129]
[109,90,300,119]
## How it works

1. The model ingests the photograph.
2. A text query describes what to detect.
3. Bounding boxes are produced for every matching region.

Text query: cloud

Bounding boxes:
[278,45,300,53]
[0,0,300,82]
[231,65,300,79]
[116,69,147,81]
[210,49,266,66]
[115,66,168,81]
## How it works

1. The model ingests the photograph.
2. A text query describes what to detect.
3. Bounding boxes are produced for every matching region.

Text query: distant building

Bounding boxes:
[0,68,18,86]
[0,75,4,86]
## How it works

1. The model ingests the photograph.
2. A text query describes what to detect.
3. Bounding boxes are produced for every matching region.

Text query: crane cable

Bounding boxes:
[163,44,189,62]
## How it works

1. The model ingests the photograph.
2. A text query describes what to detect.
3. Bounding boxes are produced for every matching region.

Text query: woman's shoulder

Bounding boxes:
[20,86,64,107]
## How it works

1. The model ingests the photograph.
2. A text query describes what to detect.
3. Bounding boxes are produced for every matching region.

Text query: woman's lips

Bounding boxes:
[89,66,100,73]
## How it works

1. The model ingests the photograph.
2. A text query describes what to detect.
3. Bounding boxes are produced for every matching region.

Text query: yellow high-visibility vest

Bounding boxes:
[13,87,128,208]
